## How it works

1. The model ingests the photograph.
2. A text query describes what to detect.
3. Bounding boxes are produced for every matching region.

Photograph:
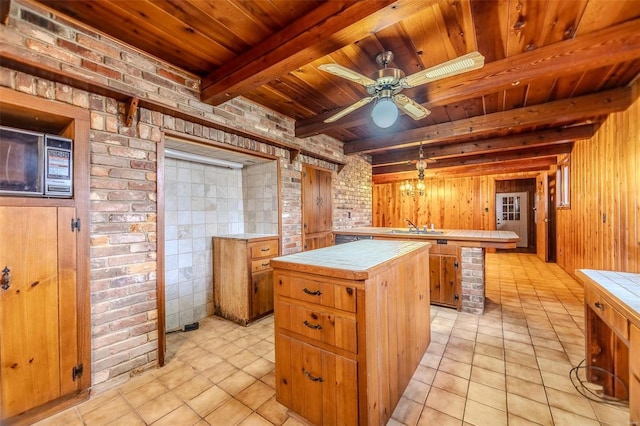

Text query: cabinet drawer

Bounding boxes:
[277,300,357,353]
[251,258,272,273]
[249,239,279,259]
[276,334,358,426]
[586,288,629,340]
[277,275,356,313]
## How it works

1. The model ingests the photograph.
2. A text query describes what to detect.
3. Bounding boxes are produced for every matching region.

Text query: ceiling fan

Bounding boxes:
[318,50,485,128]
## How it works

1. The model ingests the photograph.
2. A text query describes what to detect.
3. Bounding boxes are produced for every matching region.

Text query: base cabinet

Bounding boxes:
[273,240,431,425]
[631,324,640,424]
[213,234,279,325]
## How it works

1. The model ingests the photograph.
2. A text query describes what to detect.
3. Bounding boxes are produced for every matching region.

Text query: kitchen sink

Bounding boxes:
[386,229,444,235]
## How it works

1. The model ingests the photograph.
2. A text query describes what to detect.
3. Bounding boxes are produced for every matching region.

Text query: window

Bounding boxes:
[557,155,570,208]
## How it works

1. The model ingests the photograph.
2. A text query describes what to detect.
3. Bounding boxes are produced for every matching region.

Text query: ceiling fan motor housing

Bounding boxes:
[367,68,405,95]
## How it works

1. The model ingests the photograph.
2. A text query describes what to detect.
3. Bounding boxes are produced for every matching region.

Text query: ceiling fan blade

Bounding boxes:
[318,63,376,86]
[393,94,430,120]
[402,51,485,88]
[324,97,375,123]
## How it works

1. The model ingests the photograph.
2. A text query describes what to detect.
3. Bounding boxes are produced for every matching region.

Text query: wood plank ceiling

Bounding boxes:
[31,0,640,178]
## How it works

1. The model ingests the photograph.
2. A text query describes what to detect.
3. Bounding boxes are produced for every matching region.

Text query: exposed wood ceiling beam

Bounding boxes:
[201,0,432,105]
[372,157,557,182]
[371,125,595,165]
[344,86,632,155]
[295,18,640,138]
[373,143,572,174]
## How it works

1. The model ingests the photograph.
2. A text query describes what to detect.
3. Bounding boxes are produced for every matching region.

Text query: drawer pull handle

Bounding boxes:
[260,248,270,252]
[303,320,322,330]
[303,288,322,296]
[594,301,604,310]
[261,262,269,267]
[1,266,10,291]
[303,369,323,382]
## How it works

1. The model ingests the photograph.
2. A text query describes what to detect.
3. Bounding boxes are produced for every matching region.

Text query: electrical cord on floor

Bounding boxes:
[165,322,200,335]
[569,359,629,407]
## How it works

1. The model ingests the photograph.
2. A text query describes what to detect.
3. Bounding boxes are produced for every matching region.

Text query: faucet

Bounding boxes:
[405,218,418,232]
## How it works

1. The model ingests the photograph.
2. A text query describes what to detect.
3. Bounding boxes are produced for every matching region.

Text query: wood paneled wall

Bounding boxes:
[556,85,640,274]
[373,176,492,229]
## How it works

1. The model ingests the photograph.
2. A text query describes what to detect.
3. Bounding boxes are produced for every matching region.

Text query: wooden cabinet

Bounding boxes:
[576,269,640,424]
[213,234,279,325]
[302,165,332,251]
[273,240,431,425]
[429,243,460,308]
[0,88,90,424]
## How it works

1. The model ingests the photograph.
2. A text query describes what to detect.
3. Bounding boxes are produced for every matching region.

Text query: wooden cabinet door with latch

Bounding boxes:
[0,206,79,419]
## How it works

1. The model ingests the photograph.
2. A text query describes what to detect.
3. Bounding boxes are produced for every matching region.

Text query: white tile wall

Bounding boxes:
[164,157,278,331]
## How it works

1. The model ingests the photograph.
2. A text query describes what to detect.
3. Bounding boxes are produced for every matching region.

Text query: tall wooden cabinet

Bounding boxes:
[213,234,280,325]
[0,88,90,424]
[302,165,333,251]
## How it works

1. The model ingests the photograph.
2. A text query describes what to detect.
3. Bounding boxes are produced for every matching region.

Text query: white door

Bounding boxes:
[496,192,528,248]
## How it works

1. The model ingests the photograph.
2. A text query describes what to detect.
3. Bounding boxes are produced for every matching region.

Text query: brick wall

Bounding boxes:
[1,0,373,390]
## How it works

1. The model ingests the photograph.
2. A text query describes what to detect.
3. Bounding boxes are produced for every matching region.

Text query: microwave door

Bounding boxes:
[0,126,43,196]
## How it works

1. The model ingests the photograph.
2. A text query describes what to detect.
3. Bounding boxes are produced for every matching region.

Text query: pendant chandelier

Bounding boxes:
[400,143,427,196]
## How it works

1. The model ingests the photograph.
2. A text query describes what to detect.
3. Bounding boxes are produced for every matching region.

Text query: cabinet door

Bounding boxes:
[0,207,77,418]
[630,324,640,424]
[429,255,441,303]
[278,335,358,426]
[440,255,457,306]
[251,271,273,319]
[302,166,332,251]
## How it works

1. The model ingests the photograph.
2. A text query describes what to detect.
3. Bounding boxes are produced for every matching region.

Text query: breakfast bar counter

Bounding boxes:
[334,227,520,313]
[271,239,431,425]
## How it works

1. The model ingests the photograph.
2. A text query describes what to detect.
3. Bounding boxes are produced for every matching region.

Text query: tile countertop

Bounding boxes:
[334,226,520,246]
[212,233,279,241]
[270,239,431,281]
[576,269,640,328]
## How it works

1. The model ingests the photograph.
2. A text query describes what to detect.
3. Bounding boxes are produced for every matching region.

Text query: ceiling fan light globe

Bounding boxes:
[416,159,427,171]
[371,98,398,128]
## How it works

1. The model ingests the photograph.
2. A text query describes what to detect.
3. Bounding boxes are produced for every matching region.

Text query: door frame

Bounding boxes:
[536,172,550,262]
[0,89,91,422]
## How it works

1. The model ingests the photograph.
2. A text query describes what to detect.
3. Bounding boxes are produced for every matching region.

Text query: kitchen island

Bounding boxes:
[271,239,431,426]
[334,227,520,313]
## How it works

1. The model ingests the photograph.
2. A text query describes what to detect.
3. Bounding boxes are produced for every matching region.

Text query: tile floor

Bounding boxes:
[35,253,631,426]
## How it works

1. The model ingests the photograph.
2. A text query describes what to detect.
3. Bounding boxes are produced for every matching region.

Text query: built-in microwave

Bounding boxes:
[0,125,73,197]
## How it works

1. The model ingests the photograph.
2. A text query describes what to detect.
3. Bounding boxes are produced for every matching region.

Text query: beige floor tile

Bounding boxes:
[256,396,290,425]
[171,374,214,401]
[466,381,506,411]
[80,395,135,426]
[247,340,275,357]
[540,370,580,394]
[76,389,121,416]
[136,392,183,424]
[545,388,597,419]
[260,370,277,388]
[417,407,463,425]
[506,376,547,404]
[32,408,84,426]
[550,406,601,426]
[151,404,201,426]
[218,370,259,395]
[203,360,240,383]
[243,357,275,379]
[432,370,469,397]
[425,387,466,420]
[236,380,276,410]
[470,366,505,391]
[123,379,169,408]
[473,342,504,360]
[412,364,437,385]
[590,400,631,425]
[105,411,145,425]
[463,399,507,426]
[237,412,275,426]
[228,349,262,369]
[204,398,252,426]
[438,357,472,380]
[402,379,431,404]
[507,393,553,425]
[187,385,231,417]
[391,396,423,425]
[505,360,542,384]
[472,353,505,374]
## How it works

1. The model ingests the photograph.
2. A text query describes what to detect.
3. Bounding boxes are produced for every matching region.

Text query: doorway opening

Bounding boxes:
[495,178,536,253]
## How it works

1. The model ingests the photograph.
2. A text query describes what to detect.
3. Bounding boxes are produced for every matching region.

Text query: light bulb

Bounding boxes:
[371,98,399,128]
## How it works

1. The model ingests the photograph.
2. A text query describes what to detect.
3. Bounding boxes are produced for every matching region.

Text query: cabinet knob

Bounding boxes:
[594,301,604,310]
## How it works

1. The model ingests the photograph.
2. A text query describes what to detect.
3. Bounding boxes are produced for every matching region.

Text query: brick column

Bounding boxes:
[461,247,485,314]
